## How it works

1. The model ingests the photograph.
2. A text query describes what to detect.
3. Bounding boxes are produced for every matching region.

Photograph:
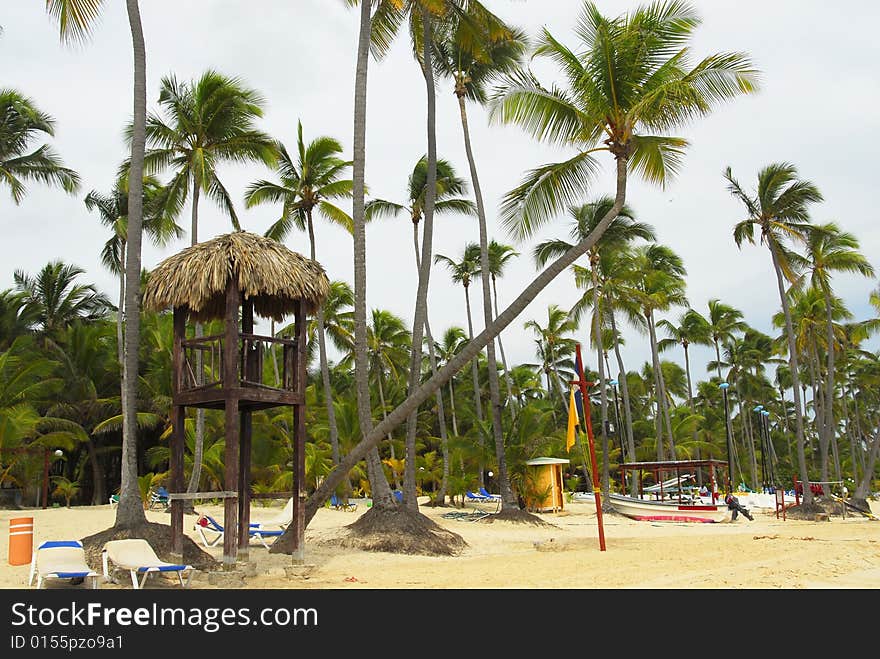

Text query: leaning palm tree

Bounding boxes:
[245,121,353,467]
[725,161,823,504]
[0,89,80,204]
[308,0,757,532]
[801,222,874,489]
[45,0,149,529]
[141,69,276,498]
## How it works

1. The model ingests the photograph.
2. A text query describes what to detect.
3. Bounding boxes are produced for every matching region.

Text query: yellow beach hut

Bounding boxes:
[523,457,570,513]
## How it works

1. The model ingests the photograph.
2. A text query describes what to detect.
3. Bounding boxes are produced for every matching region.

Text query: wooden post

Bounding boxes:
[222,279,240,569]
[238,301,254,558]
[290,301,307,563]
[42,448,49,509]
[570,343,606,551]
[170,307,186,557]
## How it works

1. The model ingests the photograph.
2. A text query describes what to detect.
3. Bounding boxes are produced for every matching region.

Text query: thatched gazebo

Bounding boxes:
[143,231,329,568]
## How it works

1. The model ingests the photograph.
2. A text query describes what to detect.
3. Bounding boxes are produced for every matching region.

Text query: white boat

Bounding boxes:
[608,492,730,523]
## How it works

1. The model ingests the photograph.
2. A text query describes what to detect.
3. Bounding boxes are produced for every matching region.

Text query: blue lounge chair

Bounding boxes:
[194,514,284,549]
[479,487,501,501]
[330,494,358,512]
[149,486,169,509]
[392,490,403,503]
[466,490,491,503]
[29,540,99,589]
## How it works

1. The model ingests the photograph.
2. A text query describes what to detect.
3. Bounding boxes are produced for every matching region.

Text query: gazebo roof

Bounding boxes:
[142,231,330,322]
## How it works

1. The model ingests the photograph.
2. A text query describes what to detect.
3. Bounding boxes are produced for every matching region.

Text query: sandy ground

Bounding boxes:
[2,497,879,590]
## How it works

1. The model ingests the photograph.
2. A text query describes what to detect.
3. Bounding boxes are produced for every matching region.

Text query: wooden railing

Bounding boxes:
[179,333,299,392]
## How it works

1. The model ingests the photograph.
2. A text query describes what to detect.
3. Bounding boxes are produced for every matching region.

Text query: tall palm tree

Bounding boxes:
[481,240,519,411]
[658,308,711,460]
[535,197,651,494]
[432,0,526,511]
[802,222,874,490]
[0,89,80,204]
[245,121,353,467]
[85,173,183,367]
[725,161,823,504]
[434,242,484,425]
[367,154,475,501]
[309,0,757,528]
[623,244,688,459]
[45,0,149,529]
[523,304,579,413]
[142,69,276,497]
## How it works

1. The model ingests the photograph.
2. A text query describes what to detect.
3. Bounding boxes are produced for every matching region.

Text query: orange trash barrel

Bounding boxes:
[8,517,34,566]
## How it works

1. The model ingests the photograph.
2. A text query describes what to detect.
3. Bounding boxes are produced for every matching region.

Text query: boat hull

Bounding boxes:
[609,493,729,523]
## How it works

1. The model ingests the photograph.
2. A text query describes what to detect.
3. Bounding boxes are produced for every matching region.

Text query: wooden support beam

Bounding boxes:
[291,300,307,563]
[222,279,241,569]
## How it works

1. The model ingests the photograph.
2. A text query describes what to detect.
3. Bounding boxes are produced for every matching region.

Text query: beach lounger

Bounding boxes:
[252,497,293,529]
[466,490,491,503]
[101,539,193,589]
[479,487,501,501]
[29,540,99,589]
[149,486,170,509]
[194,514,284,549]
[330,494,357,512]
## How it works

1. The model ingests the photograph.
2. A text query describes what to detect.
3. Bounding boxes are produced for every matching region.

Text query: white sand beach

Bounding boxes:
[3,497,879,590]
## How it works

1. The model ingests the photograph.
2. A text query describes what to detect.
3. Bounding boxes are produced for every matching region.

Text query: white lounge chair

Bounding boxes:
[101,538,193,589]
[29,540,99,589]
[252,497,294,529]
[193,514,284,549]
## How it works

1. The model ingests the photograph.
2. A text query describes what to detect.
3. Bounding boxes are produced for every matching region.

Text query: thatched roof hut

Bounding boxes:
[142,231,330,322]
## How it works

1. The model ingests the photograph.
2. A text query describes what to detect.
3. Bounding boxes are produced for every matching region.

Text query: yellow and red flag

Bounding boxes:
[566,385,579,452]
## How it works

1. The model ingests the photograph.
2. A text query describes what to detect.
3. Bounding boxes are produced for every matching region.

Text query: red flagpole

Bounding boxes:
[571,343,606,551]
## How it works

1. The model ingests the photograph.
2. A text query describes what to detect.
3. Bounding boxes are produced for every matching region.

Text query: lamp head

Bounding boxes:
[53,449,63,457]
[762,410,770,417]
[719,382,730,390]
[609,379,618,386]
[753,404,763,412]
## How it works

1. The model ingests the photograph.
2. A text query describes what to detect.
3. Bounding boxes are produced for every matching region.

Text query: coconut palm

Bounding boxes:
[523,304,579,413]
[801,222,874,489]
[141,69,276,498]
[432,1,527,510]
[725,161,823,503]
[311,0,757,528]
[85,173,183,366]
[658,308,711,458]
[481,240,520,410]
[0,89,80,204]
[245,121,353,467]
[536,197,651,493]
[45,0,150,528]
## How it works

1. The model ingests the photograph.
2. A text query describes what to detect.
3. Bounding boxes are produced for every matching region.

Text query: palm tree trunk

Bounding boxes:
[682,344,701,467]
[823,287,837,487]
[306,212,341,465]
[463,284,484,424]
[769,240,813,505]
[116,251,125,368]
[610,313,637,494]
[647,313,674,457]
[589,261,610,496]
[117,0,148,528]
[351,0,393,509]
[298,154,631,530]
[402,8,438,510]
[186,175,205,502]
[412,223,450,504]
[456,90,508,505]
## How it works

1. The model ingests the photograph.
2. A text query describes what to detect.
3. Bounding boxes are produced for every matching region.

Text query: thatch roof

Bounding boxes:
[142,231,330,322]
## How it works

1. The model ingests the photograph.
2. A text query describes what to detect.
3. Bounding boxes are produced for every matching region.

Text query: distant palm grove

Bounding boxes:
[2,1,878,529]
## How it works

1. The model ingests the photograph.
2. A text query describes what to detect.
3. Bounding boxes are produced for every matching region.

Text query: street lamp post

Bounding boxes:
[720,382,733,493]
[761,409,772,489]
[753,404,767,492]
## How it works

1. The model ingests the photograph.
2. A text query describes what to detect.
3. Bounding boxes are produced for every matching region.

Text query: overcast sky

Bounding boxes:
[3,1,878,386]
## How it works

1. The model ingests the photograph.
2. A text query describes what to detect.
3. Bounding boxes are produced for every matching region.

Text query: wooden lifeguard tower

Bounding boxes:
[142,231,329,568]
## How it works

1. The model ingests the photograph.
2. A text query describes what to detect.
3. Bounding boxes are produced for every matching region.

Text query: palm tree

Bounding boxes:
[482,240,519,411]
[13,262,112,344]
[434,242,484,424]
[658,308,711,460]
[309,0,757,528]
[85,173,183,367]
[46,0,151,529]
[536,197,651,493]
[706,299,748,379]
[0,89,80,204]
[725,161,823,504]
[432,1,526,512]
[523,304,579,413]
[142,69,276,498]
[802,222,874,490]
[245,121,353,467]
